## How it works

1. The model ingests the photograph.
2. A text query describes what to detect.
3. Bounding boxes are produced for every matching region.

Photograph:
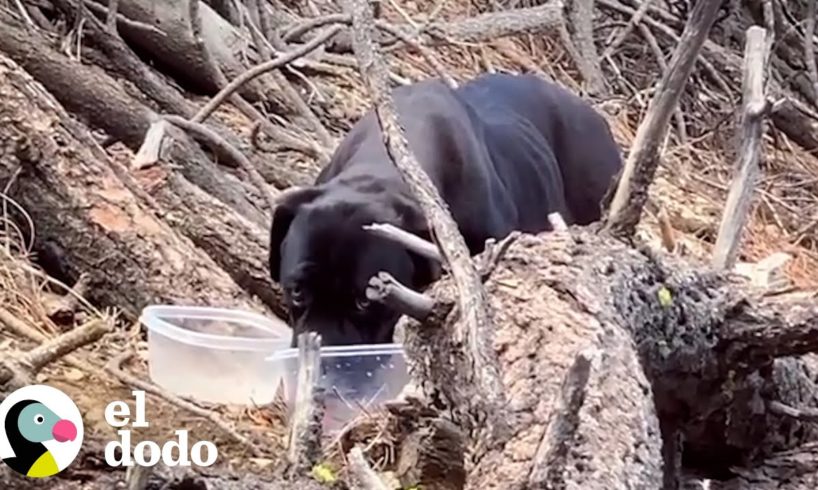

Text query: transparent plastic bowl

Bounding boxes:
[141,305,292,405]
[266,344,409,432]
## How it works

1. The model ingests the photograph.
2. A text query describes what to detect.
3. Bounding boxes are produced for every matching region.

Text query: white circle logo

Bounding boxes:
[0,384,84,478]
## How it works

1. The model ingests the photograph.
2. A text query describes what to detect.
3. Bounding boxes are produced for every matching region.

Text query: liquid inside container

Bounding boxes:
[141,305,292,405]
[266,344,409,432]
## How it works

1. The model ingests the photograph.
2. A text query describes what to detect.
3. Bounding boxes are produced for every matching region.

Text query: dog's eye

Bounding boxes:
[33,414,45,425]
[355,297,370,311]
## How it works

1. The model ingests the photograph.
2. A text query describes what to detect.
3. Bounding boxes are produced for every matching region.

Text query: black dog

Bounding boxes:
[269,73,623,347]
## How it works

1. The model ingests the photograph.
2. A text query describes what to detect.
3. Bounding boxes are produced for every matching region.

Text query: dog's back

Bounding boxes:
[317,73,622,246]
[453,73,623,225]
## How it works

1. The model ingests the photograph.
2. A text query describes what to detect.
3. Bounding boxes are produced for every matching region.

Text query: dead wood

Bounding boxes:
[192,24,344,125]
[712,442,818,489]
[393,414,466,490]
[363,222,443,264]
[342,0,509,457]
[162,114,278,212]
[100,0,272,103]
[287,3,565,52]
[0,18,271,225]
[382,228,818,488]
[712,26,772,270]
[286,332,325,477]
[0,319,111,392]
[604,0,724,238]
[347,446,389,490]
[0,52,267,316]
[366,271,436,320]
[564,0,607,96]
[50,0,196,118]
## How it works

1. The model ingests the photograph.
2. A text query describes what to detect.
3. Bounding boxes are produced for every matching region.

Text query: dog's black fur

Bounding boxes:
[269,73,623,347]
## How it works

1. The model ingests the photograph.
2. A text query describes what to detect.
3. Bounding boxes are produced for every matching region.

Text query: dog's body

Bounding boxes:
[269,73,623,347]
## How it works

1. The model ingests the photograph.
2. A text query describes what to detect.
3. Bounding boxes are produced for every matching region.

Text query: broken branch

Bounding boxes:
[366,271,436,320]
[287,332,325,477]
[604,0,724,238]
[363,222,443,264]
[712,26,771,270]
[21,318,111,373]
[347,446,389,490]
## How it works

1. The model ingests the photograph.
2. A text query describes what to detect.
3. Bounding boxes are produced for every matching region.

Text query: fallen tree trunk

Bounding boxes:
[0,17,273,226]
[375,230,818,489]
[0,53,268,317]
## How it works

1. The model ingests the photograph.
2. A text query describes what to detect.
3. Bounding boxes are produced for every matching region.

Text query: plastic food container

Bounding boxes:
[141,305,292,405]
[266,344,409,431]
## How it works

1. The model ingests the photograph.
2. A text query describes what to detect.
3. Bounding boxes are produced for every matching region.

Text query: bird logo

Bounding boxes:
[0,384,84,479]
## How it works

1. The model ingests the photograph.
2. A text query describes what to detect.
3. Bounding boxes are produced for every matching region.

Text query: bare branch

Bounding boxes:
[241,3,334,149]
[604,0,724,238]
[768,400,818,422]
[192,25,344,124]
[363,222,443,264]
[712,26,771,270]
[477,231,520,281]
[805,0,818,102]
[81,0,164,36]
[601,0,655,58]
[347,446,389,490]
[21,319,111,373]
[162,115,278,213]
[106,0,119,33]
[374,21,457,89]
[564,0,606,96]
[366,271,436,320]
[284,3,564,48]
[287,332,325,477]
[341,0,509,451]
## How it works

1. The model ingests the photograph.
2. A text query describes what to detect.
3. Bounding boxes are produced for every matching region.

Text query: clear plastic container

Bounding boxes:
[266,344,409,432]
[141,305,292,405]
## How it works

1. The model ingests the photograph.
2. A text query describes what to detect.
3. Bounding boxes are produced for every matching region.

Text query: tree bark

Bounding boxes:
[383,229,818,489]
[0,52,267,317]
[0,17,273,226]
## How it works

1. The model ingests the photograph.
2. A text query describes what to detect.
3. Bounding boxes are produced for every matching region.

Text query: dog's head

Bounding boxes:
[269,185,437,347]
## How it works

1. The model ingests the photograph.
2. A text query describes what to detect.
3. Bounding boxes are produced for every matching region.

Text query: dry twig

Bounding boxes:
[192,25,344,124]
[104,350,263,456]
[564,0,607,95]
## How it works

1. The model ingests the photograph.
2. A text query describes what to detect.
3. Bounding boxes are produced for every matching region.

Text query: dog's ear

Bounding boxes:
[269,186,323,282]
